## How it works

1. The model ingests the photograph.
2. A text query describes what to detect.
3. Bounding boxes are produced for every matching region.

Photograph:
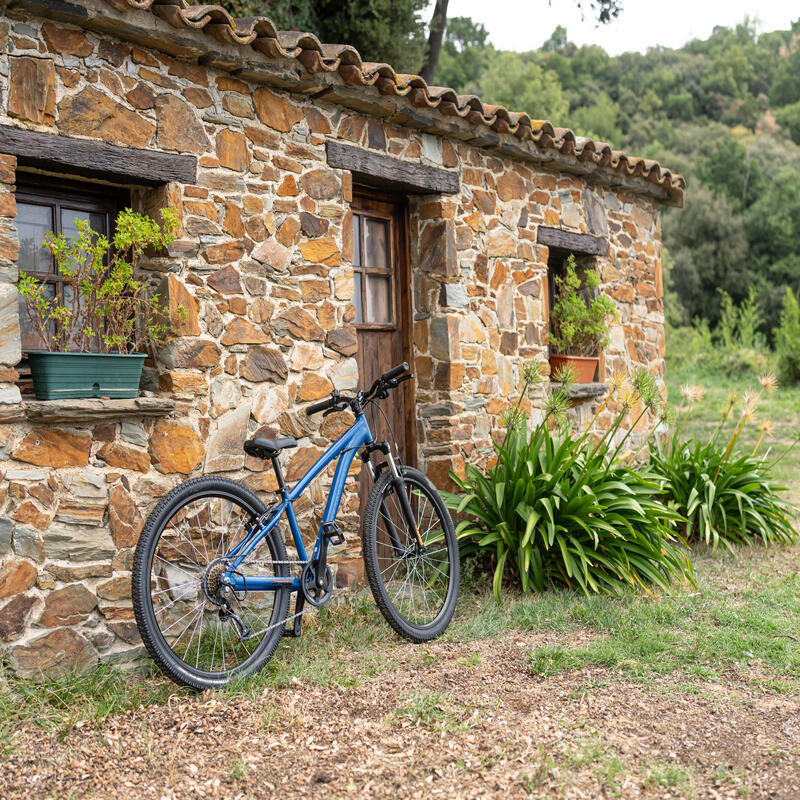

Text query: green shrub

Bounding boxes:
[18,207,181,354]
[648,439,796,550]
[648,375,797,549]
[444,365,693,600]
[775,286,800,384]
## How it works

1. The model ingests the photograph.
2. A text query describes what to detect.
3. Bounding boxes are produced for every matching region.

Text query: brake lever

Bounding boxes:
[388,373,414,388]
[322,401,348,417]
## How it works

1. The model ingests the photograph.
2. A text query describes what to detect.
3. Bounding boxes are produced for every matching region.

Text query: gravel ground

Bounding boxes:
[2,626,798,800]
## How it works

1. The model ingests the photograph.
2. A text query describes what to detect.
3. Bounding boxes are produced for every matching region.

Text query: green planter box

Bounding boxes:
[27,352,147,400]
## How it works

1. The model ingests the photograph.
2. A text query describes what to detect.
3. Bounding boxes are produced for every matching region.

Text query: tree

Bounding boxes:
[775,102,800,146]
[569,90,621,143]
[476,50,568,123]
[696,136,765,211]
[420,0,448,84]
[435,17,491,93]
[663,184,751,326]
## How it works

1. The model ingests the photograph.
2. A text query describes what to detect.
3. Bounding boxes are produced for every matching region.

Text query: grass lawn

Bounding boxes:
[1,540,798,797]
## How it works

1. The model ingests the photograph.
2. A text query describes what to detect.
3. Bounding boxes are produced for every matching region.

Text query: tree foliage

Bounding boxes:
[435,15,800,342]
[225,0,428,72]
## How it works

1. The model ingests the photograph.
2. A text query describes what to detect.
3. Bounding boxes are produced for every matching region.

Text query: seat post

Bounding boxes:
[271,455,287,493]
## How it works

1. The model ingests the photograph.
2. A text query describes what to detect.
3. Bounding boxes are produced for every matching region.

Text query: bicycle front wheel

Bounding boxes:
[132,477,290,690]
[362,466,459,641]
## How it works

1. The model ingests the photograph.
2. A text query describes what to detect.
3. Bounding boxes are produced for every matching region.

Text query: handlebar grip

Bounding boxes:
[383,362,409,382]
[306,396,335,416]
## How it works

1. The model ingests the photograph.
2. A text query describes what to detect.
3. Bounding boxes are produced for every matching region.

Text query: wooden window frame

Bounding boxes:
[351,206,397,331]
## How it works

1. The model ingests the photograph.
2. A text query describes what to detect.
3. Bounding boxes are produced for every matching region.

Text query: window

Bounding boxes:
[16,177,128,353]
[352,210,395,328]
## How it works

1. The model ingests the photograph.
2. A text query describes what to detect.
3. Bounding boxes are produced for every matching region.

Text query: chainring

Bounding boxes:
[301,562,333,607]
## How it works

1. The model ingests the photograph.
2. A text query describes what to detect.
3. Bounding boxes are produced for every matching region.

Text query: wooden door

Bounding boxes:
[351,192,415,508]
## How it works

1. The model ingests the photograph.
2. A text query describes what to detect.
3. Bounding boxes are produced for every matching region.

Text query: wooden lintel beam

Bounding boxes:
[537,226,608,256]
[0,125,197,186]
[326,140,460,195]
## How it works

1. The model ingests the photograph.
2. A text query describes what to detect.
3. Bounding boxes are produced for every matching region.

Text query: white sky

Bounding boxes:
[446,0,799,55]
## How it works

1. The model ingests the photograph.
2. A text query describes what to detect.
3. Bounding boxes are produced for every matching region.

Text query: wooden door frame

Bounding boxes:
[351,186,417,467]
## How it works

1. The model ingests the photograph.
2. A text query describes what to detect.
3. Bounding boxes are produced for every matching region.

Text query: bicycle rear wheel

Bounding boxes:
[132,477,290,690]
[361,466,459,641]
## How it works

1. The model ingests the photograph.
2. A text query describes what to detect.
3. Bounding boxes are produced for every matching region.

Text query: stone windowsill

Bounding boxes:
[0,396,175,424]
[551,382,608,401]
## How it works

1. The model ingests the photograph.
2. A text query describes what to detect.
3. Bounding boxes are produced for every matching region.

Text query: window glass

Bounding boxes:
[365,274,392,324]
[364,218,389,268]
[353,271,363,324]
[17,202,52,273]
[61,208,107,242]
[19,282,55,352]
[352,214,361,267]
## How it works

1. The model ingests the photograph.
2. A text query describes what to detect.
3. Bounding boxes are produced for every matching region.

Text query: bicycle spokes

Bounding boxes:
[147,494,283,675]
[375,482,451,626]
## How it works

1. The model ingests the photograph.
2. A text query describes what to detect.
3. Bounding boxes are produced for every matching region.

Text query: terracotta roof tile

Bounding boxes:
[99,0,684,204]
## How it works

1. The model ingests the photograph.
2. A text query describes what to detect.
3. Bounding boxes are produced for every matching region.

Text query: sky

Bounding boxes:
[446,0,799,55]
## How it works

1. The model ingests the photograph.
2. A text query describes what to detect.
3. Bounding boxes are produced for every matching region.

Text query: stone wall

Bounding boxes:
[0,13,664,674]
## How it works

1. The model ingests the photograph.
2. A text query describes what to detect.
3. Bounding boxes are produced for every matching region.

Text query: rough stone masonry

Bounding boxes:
[0,3,677,676]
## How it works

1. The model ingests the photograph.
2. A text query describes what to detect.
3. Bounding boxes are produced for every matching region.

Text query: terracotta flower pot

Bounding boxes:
[549,354,599,384]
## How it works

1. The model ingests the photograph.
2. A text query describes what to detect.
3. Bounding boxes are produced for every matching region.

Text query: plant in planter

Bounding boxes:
[18,207,181,400]
[549,254,617,383]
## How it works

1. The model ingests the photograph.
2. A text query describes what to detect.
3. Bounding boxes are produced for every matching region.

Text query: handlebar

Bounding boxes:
[305,363,412,416]
[305,390,340,416]
[382,362,409,382]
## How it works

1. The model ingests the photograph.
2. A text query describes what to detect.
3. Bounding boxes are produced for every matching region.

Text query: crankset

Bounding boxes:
[301,562,333,607]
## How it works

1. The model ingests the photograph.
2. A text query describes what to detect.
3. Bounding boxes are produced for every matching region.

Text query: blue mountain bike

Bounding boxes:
[132,363,460,690]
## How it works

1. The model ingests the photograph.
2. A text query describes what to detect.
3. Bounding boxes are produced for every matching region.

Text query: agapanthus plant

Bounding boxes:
[444,362,693,600]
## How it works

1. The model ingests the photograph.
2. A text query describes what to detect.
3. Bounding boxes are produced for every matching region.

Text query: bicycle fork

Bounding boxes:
[364,445,424,556]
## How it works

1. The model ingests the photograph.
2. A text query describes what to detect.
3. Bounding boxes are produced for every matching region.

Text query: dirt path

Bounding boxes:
[2,628,798,800]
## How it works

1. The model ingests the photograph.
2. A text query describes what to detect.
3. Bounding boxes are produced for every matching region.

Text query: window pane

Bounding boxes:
[17,202,53,273]
[363,218,389,268]
[352,215,361,266]
[19,281,55,352]
[61,208,107,241]
[365,274,392,324]
[353,271,363,324]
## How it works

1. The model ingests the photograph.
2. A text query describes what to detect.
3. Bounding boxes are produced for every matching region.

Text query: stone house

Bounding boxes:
[0,0,684,675]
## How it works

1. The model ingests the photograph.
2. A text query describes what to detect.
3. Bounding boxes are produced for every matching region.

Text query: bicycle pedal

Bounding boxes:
[322,522,345,546]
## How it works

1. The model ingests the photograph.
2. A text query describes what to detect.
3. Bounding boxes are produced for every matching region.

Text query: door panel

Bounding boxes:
[351,192,414,513]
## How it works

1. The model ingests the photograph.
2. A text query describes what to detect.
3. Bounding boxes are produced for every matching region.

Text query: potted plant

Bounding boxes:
[548,254,617,383]
[18,207,181,400]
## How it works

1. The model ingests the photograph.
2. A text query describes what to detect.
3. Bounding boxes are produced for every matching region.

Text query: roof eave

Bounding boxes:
[6,0,684,207]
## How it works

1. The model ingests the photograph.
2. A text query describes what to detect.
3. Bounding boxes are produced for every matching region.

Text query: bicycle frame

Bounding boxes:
[222,413,374,592]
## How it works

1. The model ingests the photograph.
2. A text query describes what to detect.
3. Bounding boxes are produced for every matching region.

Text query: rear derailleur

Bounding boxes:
[202,557,253,642]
